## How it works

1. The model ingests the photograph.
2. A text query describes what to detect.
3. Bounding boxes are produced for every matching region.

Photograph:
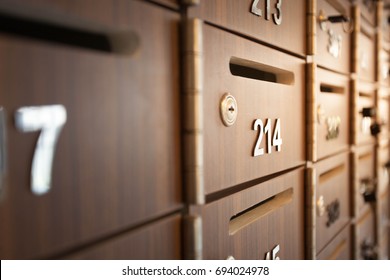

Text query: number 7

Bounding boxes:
[15,105,67,195]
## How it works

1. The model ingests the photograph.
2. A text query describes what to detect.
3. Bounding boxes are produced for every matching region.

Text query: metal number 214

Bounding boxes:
[253,118,282,156]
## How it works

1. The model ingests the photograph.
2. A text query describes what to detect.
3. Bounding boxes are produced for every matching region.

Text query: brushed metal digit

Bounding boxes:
[15,105,67,195]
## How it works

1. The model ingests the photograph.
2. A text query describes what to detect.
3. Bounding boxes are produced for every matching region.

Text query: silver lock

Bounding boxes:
[220,93,238,127]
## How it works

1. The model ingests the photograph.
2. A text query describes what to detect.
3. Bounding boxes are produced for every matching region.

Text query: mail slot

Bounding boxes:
[314,152,351,254]
[316,224,352,260]
[185,0,306,56]
[355,208,376,260]
[357,0,376,27]
[0,1,182,259]
[378,139,390,195]
[64,214,182,260]
[353,145,376,218]
[190,22,305,197]
[358,22,375,82]
[316,0,351,73]
[190,168,304,260]
[314,67,350,161]
[355,81,376,145]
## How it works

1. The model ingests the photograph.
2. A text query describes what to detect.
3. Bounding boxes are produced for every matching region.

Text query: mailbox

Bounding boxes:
[188,168,304,260]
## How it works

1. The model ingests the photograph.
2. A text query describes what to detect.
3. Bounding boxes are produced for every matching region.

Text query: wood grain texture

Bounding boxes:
[316,223,352,260]
[190,168,305,260]
[356,81,376,145]
[316,0,351,73]
[0,1,182,259]
[307,0,317,55]
[353,145,376,218]
[316,68,350,160]
[377,139,390,196]
[187,0,307,56]
[201,23,305,196]
[354,207,376,259]
[357,0,377,27]
[64,214,182,260]
[358,20,376,82]
[314,152,351,254]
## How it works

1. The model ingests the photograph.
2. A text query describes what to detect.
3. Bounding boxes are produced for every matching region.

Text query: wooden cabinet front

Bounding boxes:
[355,208,376,260]
[316,224,352,260]
[316,0,351,73]
[354,145,375,218]
[186,0,306,56]
[314,153,351,254]
[191,168,304,260]
[356,81,375,145]
[64,214,182,260]
[0,1,182,259]
[315,68,350,160]
[200,23,305,196]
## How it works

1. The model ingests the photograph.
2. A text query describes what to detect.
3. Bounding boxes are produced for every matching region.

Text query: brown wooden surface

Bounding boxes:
[190,168,305,260]
[379,94,390,140]
[379,47,390,87]
[316,0,351,73]
[356,81,376,145]
[0,1,182,259]
[201,23,305,196]
[187,0,306,56]
[355,207,375,259]
[357,0,376,27]
[316,68,350,160]
[358,22,375,82]
[316,223,352,260]
[377,139,390,195]
[64,214,182,260]
[314,152,351,254]
[354,145,375,218]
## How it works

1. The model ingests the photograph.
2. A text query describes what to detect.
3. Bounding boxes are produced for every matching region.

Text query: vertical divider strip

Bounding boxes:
[183,18,205,205]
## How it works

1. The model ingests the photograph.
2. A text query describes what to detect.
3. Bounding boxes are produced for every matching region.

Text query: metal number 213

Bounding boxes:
[251,0,282,25]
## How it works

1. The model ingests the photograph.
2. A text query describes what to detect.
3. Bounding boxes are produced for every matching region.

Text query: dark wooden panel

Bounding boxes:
[202,23,305,195]
[316,0,351,73]
[316,68,350,160]
[358,25,375,82]
[191,168,304,260]
[357,0,376,27]
[379,44,390,87]
[356,81,375,145]
[315,152,351,254]
[0,0,182,259]
[379,94,390,140]
[354,145,375,218]
[355,208,375,260]
[187,0,306,56]
[378,139,390,195]
[317,224,352,260]
[64,214,182,260]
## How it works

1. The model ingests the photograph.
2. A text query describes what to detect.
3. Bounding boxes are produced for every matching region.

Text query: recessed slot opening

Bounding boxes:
[359,91,373,98]
[319,164,345,184]
[0,13,139,55]
[320,83,345,94]
[359,152,372,161]
[229,57,294,85]
[228,188,293,235]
